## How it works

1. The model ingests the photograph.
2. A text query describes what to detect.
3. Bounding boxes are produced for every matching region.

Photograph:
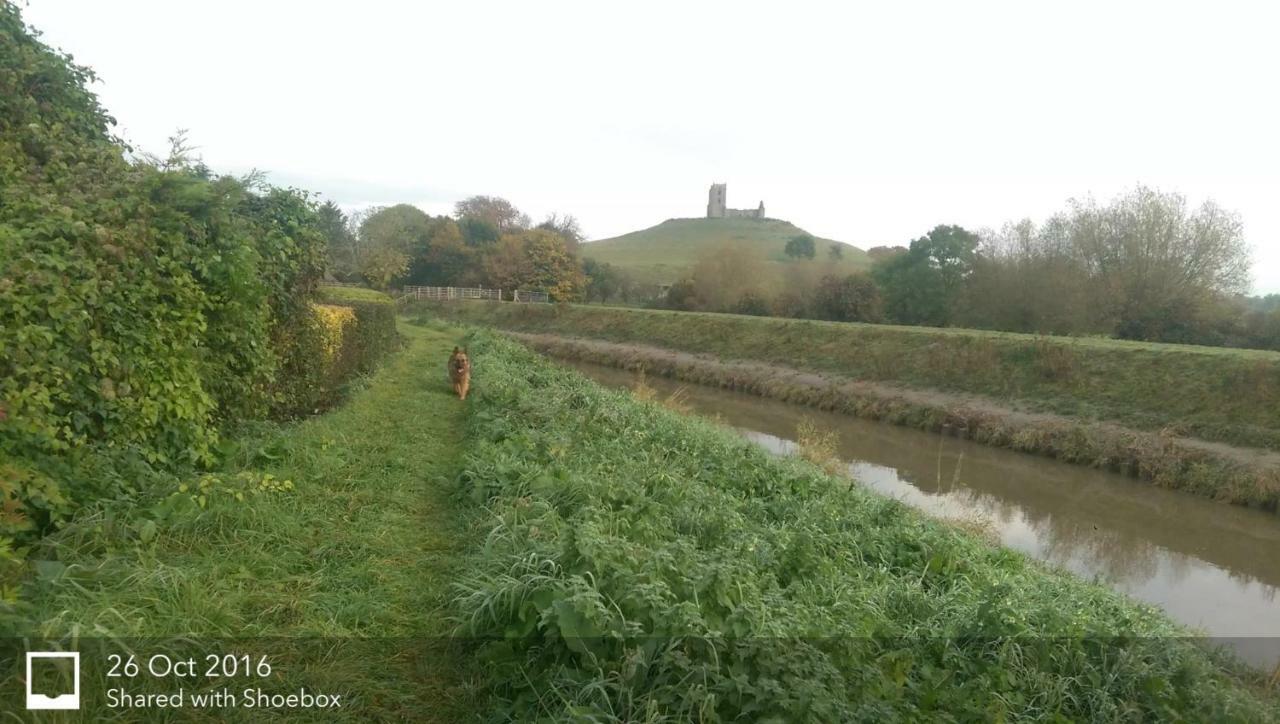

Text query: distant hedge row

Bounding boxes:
[0,5,394,573]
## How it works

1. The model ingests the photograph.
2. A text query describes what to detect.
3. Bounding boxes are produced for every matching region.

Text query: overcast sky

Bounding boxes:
[21,0,1280,292]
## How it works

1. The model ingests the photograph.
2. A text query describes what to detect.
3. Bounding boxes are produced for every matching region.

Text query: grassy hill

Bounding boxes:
[582,217,870,285]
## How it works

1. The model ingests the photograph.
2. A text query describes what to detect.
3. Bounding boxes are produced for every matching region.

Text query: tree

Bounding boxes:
[689,244,769,311]
[481,228,585,301]
[1050,186,1250,340]
[811,273,884,322]
[663,278,703,311]
[583,257,626,303]
[317,201,358,280]
[872,225,979,326]
[538,213,585,253]
[455,195,530,234]
[828,243,844,261]
[417,219,477,286]
[785,233,816,259]
[359,203,433,253]
[360,244,410,290]
[459,216,501,248]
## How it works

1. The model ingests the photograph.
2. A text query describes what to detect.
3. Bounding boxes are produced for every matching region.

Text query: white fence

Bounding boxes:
[399,285,550,304]
[403,286,501,301]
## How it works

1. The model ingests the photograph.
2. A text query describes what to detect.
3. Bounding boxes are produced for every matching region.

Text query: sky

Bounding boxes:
[20,0,1280,293]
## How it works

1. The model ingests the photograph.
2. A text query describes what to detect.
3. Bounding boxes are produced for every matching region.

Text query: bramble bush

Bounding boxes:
[450,329,1276,721]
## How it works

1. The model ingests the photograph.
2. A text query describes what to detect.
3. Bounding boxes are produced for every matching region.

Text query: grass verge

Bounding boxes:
[446,325,1277,721]
[513,333,1280,512]
[3,322,480,721]
[410,301,1280,452]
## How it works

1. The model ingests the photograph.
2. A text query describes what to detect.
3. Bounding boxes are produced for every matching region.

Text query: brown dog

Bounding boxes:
[448,346,471,400]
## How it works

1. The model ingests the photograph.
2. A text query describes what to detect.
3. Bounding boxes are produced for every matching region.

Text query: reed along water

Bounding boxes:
[563,359,1280,670]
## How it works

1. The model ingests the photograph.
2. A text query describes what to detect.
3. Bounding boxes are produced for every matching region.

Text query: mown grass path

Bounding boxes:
[20,322,480,721]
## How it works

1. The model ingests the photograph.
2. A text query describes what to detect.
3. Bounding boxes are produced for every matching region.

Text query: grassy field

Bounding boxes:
[581,217,870,285]
[7,323,481,721]
[442,325,1277,721]
[412,302,1280,454]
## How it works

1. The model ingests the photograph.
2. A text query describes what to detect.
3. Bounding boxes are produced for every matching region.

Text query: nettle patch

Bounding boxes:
[447,328,1275,722]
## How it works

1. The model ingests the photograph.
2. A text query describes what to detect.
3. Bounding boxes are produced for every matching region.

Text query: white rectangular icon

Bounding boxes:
[26,651,80,710]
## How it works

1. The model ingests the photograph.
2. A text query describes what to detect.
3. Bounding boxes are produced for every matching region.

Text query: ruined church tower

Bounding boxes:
[707,183,727,218]
[706,183,764,219]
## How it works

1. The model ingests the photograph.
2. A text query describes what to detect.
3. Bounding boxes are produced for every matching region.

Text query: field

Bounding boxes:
[581,217,870,285]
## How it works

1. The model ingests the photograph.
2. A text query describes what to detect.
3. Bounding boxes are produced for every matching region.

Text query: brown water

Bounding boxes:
[564,359,1280,669]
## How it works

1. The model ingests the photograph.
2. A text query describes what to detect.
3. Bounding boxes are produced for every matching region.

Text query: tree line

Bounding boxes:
[322,196,602,301]
[662,186,1280,352]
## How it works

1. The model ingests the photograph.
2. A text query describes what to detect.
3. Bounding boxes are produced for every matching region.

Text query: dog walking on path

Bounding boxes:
[449,346,471,400]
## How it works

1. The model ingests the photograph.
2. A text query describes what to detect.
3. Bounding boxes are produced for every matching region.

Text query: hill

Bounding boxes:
[581,217,870,285]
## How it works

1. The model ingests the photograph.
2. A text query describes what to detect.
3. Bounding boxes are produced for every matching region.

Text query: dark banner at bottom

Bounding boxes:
[2,637,1278,721]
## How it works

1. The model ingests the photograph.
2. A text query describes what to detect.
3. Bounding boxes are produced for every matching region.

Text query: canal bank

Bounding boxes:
[559,356,1280,670]
[510,331,1280,514]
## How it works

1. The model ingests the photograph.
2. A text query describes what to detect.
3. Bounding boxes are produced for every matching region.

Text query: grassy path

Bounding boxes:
[18,323,481,720]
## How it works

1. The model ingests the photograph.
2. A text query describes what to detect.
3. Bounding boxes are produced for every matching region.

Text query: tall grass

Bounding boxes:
[446,326,1277,721]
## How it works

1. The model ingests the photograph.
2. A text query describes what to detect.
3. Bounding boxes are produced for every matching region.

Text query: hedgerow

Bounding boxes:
[450,328,1276,721]
[316,286,400,376]
[272,290,400,417]
[0,4,393,603]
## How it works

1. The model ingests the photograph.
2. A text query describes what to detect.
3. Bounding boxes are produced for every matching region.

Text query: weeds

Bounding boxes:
[796,419,843,476]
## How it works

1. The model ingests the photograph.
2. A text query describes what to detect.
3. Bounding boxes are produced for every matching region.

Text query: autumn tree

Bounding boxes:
[482,228,584,301]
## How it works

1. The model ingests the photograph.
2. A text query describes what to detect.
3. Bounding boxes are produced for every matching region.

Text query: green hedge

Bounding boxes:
[452,328,1276,721]
[273,289,399,417]
[316,287,399,375]
[0,5,332,583]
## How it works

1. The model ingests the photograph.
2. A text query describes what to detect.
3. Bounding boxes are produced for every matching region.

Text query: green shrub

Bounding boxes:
[450,328,1276,721]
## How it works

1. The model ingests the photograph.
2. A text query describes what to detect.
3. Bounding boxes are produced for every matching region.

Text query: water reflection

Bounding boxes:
[565,359,1280,668]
